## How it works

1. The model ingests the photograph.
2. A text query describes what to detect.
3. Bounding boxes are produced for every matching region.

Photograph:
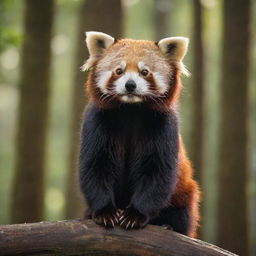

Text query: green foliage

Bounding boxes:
[0,0,22,52]
[0,28,21,52]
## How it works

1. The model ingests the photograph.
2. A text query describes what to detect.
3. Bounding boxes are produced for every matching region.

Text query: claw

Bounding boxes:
[110,218,115,227]
[131,220,136,229]
[126,220,131,229]
[114,215,119,223]
[119,214,125,222]
[103,217,107,227]
[120,216,129,226]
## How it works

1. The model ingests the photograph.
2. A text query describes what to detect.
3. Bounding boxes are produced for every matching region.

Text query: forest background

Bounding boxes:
[0,0,255,256]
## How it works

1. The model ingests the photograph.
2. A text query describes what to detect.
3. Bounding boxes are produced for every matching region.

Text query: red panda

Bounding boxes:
[79,31,200,237]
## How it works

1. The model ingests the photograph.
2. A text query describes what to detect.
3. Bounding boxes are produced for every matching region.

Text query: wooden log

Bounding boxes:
[0,219,237,256]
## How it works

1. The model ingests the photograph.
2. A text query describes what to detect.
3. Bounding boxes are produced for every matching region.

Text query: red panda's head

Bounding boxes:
[83,31,189,112]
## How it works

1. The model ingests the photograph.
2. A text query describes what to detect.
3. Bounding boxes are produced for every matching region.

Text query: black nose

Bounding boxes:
[125,80,136,92]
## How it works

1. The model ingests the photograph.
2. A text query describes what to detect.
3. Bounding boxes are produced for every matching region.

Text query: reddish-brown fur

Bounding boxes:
[171,136,200,237]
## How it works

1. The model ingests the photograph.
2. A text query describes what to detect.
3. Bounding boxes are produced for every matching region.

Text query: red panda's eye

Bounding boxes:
[115,68,123,75]
[141,69,149,76]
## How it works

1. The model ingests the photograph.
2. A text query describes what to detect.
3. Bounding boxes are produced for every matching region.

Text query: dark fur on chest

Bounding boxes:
[79,103,179,217]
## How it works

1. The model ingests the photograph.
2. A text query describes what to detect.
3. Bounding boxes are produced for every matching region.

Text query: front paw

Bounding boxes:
[119,207,149,229]
[92,206,119,228]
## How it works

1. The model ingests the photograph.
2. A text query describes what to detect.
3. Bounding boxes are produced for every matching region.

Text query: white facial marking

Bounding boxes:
[96,71,112,93]
[114,72,149,95]
[120,95,143,103]
[120,60,126,70]
[153,72,169,94]
[138,61,150,72]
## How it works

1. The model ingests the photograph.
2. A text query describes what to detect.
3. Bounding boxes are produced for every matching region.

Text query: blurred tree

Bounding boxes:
[65,0,123,218]
[200,0,222,244]
[217,0,251,255]
[191,0,205,239]
[191,0,204,191]
[11,0,54,223]
[153,0,171,40]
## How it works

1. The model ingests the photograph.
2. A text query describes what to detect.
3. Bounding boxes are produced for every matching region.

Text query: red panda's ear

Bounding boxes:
[157,36,190,76]
[157,37,189,62]
[81,31,115,71]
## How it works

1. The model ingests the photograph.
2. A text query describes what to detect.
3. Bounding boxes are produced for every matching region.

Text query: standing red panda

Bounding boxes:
[79,31,200,237]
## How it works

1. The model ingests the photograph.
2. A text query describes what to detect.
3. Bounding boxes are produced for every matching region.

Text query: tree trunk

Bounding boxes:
[11,0,54,223]
[0,219,238,256]
[191,0,204,192]
[191,0,205,239]
[65,0,123,219]
[217,0,251,255]
[153,0,171,41]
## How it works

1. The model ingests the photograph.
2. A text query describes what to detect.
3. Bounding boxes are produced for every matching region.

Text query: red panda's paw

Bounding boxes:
[119,207,149,230]
[92,206,119,228]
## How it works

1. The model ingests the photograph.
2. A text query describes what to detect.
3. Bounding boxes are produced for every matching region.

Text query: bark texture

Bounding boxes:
[217,0,251,255]
[11,0,54,223]
[0,219,237,256]
[65,0,123,218]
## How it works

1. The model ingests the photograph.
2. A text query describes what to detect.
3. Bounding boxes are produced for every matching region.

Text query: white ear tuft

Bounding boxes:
[86,31,115,56]
[81,31,115,71]
[158,36,189,62]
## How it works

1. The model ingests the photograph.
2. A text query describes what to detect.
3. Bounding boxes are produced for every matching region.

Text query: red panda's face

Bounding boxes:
[83,32,189,110]
[94,41,172,104]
